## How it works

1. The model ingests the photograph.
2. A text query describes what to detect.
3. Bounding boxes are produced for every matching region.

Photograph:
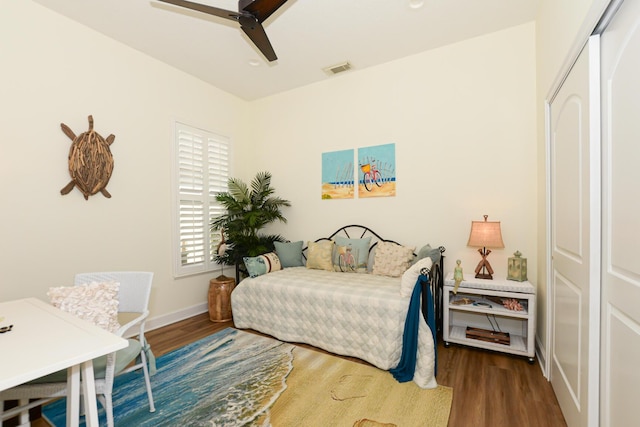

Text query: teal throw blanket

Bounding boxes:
[389,273,437,382]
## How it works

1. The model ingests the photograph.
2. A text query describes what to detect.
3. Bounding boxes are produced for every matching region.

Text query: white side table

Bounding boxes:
[443,273,536,363]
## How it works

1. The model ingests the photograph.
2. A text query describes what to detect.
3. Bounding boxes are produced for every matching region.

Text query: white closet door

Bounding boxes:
[548,37,601,427]
[600,0,640,425]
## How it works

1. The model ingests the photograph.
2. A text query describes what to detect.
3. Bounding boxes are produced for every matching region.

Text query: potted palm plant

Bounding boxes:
[210,171,291,282]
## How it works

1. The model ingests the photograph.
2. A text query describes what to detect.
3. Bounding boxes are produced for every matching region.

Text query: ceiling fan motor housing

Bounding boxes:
[239,14,258,29]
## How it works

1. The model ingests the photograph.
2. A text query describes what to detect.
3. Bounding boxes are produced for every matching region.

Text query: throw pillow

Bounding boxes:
[414,244,442,264]
[372,241,416,277]
[400,257,434,297]
[333,244,358,273]
[244,252,282,278]
[48,281,120,333]
[274,241,305,268]
[305,240,334,271]
[332,236,371,273]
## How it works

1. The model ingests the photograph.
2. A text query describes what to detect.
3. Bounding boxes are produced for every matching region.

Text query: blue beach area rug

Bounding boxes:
[43,328,452,426]
[43,328,294,426]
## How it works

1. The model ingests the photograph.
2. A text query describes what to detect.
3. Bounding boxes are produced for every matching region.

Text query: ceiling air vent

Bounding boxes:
[323,61,352,75]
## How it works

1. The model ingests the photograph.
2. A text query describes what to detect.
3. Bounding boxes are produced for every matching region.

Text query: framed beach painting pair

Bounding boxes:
[321,143,396,200]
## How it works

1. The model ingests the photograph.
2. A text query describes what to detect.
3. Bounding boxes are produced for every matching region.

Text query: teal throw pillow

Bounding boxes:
[243,252,282,278]
[274,241,305,268]
[333,236,372,273]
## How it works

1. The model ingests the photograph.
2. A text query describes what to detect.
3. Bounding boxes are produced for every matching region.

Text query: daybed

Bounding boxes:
[231,225,445,389]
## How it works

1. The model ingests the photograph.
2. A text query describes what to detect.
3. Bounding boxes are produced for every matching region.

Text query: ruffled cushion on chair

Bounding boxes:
[47,281,121,333]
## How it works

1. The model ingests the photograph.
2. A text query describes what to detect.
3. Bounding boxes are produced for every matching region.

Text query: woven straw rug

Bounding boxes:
[43,328,452,426]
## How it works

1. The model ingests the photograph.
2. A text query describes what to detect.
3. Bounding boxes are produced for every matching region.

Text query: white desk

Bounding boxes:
[0,298,127,426]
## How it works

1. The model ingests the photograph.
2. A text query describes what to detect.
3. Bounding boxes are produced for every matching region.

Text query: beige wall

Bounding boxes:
[0,2,248,323]
[535,0,607,362]
[1,2,538,335]
[248,23,537,283]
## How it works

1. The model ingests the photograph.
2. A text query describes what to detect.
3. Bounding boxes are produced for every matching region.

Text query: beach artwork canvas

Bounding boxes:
[358,143,396,198]
[321,149,355,200]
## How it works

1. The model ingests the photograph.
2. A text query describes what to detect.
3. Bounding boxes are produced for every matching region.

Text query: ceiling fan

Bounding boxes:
[158,0,289,62]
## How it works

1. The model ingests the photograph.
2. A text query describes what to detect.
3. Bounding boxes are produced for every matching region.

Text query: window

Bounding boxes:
[172,122,229,277]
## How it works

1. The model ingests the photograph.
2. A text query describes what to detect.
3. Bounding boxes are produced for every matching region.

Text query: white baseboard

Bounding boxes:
[146,302,209,332]
[535,334,548,378]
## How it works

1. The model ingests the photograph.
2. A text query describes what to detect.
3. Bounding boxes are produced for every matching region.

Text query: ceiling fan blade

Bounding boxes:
[240,0,289,24]
[239,16,277,61]
[158,0,240,21]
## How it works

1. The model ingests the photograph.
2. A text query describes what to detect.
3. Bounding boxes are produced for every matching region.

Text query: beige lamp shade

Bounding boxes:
[467,215,505,248]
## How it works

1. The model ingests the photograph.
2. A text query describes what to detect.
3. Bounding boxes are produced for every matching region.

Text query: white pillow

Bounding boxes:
[372,241,416,277]
[400,257,433,297]
[48,281,120,333]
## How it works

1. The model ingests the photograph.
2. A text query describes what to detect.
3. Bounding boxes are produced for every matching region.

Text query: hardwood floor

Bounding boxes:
[145,313,567,427]
[27,313,566,426]
[436,339,566,427]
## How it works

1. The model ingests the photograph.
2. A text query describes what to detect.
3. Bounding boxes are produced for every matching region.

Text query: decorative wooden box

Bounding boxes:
[465,326,511,346]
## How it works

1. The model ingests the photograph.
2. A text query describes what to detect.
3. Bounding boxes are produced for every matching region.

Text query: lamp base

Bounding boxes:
[474,247,495,280]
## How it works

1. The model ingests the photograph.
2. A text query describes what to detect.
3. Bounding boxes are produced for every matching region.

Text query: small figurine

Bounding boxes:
[453,259,464,294]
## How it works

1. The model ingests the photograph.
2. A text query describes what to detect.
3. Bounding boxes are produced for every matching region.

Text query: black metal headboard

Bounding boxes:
[303,224,405,260]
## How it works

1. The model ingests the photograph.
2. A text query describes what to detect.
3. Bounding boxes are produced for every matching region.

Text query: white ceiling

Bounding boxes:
[33,0,537,101]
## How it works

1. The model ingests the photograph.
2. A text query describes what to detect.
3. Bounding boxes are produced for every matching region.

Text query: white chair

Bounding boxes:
[0,271,156,427]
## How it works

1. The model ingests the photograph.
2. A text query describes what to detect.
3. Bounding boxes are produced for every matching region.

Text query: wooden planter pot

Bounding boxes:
[208,275,236,322]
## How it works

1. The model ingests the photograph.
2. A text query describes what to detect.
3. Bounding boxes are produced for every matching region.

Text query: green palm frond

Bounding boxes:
[211,171,290,267]
[227,177,251,206]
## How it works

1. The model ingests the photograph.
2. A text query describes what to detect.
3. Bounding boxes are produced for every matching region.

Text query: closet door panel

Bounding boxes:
[549,39,599,427]
[600,0,640,425]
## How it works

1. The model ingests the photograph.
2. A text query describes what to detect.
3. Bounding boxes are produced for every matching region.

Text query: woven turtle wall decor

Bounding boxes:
[60,115,115,200]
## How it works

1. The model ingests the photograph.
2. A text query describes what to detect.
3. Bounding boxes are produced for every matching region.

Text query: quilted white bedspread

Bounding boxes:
[231,267,437,389]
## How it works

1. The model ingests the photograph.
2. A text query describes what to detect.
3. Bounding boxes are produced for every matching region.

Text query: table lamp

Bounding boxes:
[467,215,504,280]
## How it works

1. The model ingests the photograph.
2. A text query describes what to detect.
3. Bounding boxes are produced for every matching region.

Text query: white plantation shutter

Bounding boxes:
[172,122,229,277]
